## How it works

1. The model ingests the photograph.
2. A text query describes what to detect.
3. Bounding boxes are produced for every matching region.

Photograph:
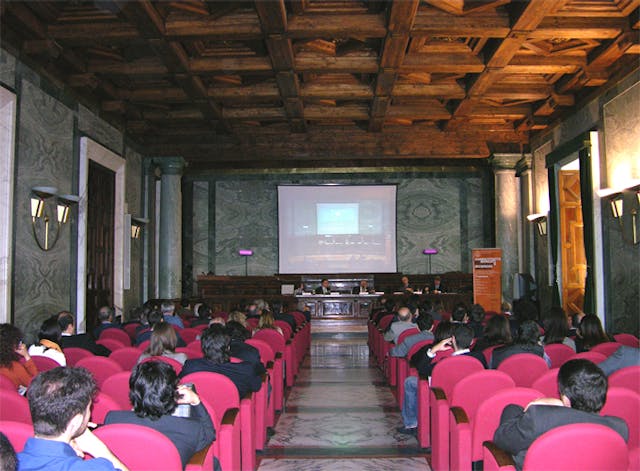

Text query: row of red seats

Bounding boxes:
[1,312,312,471]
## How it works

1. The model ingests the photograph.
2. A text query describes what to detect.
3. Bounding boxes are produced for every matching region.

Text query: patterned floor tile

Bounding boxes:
[258,457,430,471]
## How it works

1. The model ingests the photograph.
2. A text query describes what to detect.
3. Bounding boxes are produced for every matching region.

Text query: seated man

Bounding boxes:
[17,367,128,470]
[398,324,486,435]
[383,306,418,344]
[429,275,446,293]
[161,301,184,329]
[598,345,640,376]
[105,361,217,470]
[450,305,469,325]
[399,276,413,294]
[390,314,434,358]
[58,311,111,356]
[491,320,550,368]
[179,324,262,398]
[352,280,373,294]
[314,278,331,295]
[226,321,266,376]
[135,310,186,348]
[93,306,121,339]
[494,359,629,470]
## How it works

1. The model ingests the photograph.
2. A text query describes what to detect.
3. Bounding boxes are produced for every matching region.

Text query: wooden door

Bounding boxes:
[86,161,115,334]
[558,170,586,315]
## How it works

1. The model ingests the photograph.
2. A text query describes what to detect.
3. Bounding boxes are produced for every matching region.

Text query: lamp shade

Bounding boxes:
[238,249,253,256]
[423,248,438,255]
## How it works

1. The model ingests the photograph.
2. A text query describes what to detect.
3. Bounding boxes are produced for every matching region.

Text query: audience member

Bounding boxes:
[17,367,128,470]
[135,311,186,348]
[468,304,485,338]
[0,431,17,471]
[93,306,121,339]
[575,314,610,353]
[314,278,331,295]
[189,304,212,327]
[176,299,195,322]
[410,320,455,371]
[491,320,550,368]
[472,314,512,353]
[0,324,38,391]
[27,317,66,366]
[450,305,469,324]
[598,345,640,376]
[509,299,539,338]
[227,311,248,328]
[373,300,396,324]
[272,302,297,331]
[541,306,576,351]
[398,325,486,435]
[179,325,261,398]
[254,311,283,336]
[161,301,184,329]
[390,314,434,358]
[58,311,111,356]
[383,306,418,344]
[137,323,188,365]
[493,359,628,470]
[245,300,262,319]
[105,361,217,470]
[226,321,266,376]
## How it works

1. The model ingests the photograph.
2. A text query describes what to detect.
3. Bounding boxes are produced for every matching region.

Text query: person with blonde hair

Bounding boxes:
[254,310,283,336]
[227,310,248,328]
[138,323,188,365]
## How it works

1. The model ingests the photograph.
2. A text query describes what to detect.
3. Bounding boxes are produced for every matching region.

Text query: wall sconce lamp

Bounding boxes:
[422,248,438,273]
[599,186,640,245]
[130,217,149,239]
[30,187,79,251]
[527,213,548,236]
[238,249,253,276]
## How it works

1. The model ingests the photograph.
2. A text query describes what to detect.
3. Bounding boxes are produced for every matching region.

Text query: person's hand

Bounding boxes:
[15,342,30,360]
[524,397,564,411]
[176,384,201,406]
[431,337,453,353]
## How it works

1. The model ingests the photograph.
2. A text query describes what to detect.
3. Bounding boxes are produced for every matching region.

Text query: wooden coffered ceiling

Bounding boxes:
[1,0,639,170]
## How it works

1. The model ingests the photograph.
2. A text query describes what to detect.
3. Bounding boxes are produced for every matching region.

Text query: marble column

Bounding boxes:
[516,155,534,278]
[491,153,521,304]
[156,157,185,299]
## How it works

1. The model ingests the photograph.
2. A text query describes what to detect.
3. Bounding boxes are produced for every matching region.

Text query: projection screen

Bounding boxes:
[278,185,397,274]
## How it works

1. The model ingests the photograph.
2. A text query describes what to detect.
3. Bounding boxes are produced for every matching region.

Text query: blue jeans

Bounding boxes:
[401,376,418,428]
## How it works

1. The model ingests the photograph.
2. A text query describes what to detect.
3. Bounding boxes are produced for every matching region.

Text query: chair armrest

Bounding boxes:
[419,373,429,381]
[187,444,210,466]
[450,406,469,425]
[275,352,283,360]
[261,373,268,382]
[243,392,253,401]
[286,339,292,345]
[431,387,446,401]
[483,441,516,468]
[266,360,274,369]
[222,408,239,425]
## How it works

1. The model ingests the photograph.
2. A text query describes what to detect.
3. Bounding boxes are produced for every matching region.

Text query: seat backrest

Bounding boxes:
[482,344,504,365]
[136,339,150,351]
[140,356,183,374]
[396,328,420,346]
[99,328,131,346]
[608,365,640,392]
[246,318,259,330]
[543,343,575,368]
[90,391,125,424]
[0,390,31,424]
[101,371,133,410]
[96,338,127,352]
[497,353,548,387]
[63,347,94,367]
[0,420,33,452]
[30,355,61,372]
[522,423,628,471]
[0,374,17,391]
[531,368,560,398]
[178,328,200,345]
[450,370,515,423]
[123,323,142,342]
[377,315,394,331]
[431,355,485,397]
[601,387,640,449]
[613,333,639,348]
[245,338,275,364]
[76,356,123,387]
[291,311,306,327]
[472,387,543,460]
[94,423,183,470]
[274,321,292,339]
[590,342,623,357]
[252,329,285,354]
[187,339,202,353]
[181,372,240,421]
[569,351,607,363]
[406,339,433,359]
[109,347,143,371]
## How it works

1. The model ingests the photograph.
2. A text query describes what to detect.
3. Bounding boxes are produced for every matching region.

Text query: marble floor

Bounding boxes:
[257,324,431,470]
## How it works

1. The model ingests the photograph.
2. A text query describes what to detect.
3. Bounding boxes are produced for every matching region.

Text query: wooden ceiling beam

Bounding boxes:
[412,5,511,37]
[295,55,379,73]
[531,17,627,39]
[393,82,466,98]
[588,31,637,68]
[209,83,281,101]
[388,102,452,120]
[287,13,387,38]
[304,104,370,120]
[164,11,263,40]
[400,53,485,73]
[301,82,373,100]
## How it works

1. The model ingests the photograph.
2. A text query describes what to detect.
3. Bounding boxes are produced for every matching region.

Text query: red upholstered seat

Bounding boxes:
[613,333,639,348]
[90,391,125,424]
[109,347,143,371]
[75,356,123,388]
[63,347,94,367]
[497,353,548,388]
[101,371,133,410]
[590,341,623,357]
[531,368,560,398]
[96,338,127,352]
[0,420,33,452]
[29,355,60,372]
[99,328,131,346]
[543,343,575,368]
[0,390,31,424]
[608,365,640,392]
[569,351,607,363]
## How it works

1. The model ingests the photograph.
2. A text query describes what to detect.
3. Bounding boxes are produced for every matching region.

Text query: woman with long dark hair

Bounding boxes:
[0,324,38,390]
[138,322,188,365]
[576,314,610,352]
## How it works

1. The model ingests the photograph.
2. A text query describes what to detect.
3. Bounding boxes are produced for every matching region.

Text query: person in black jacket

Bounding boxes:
[490,320,548,369]
[226,321,266,376]
[57,311,111,356]
[106,361,218,470]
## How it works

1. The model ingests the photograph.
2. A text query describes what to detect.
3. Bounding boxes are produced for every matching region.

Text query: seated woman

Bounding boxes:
[490,320,550,368]
[575,314,611,353]
[472,314,513,353]
[0,324,38,391]
[541,307,576,351]
[105,361,218,470]
[253,310,283,336]
[28,317,67,366]
[138,323,188,365]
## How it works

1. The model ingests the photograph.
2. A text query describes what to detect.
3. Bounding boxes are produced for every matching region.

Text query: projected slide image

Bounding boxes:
[316,203,359,235]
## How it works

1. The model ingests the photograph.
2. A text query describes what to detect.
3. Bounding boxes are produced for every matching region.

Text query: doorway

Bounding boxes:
[85,161,115,333]
[558,162,586,315]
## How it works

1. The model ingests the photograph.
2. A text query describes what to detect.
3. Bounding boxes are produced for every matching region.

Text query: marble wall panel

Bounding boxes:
[0,50,16,89]
[13,80,74,342]
[123,147,142,314]
[78,104,123,154]
[192,181,210,285]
